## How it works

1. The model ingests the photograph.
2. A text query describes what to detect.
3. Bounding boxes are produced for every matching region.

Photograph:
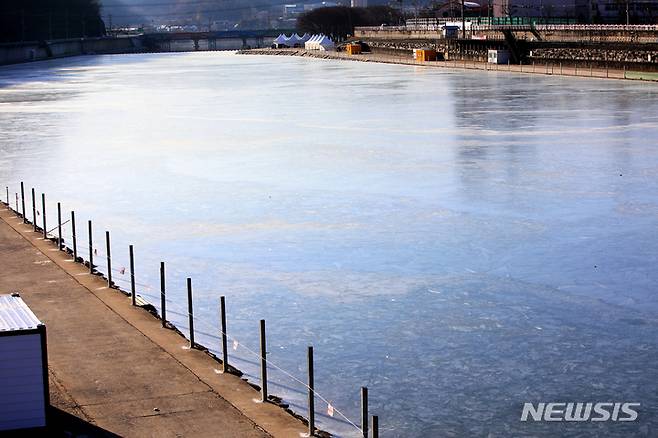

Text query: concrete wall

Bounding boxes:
[355,25,658,44]
[0,37,141,66]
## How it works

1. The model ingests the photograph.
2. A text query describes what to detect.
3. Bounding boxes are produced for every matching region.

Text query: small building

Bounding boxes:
[443,25,461,39]
[345,43,362,55]
[0,293,49,432]
[488,49,510,64]
[414,48,438,62]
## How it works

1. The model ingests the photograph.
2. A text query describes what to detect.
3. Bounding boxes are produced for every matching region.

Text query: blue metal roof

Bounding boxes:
[0,294,42,332]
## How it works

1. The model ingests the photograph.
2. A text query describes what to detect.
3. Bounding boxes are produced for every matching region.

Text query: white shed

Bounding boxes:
[0,293,49,432]
[488,49,510,64]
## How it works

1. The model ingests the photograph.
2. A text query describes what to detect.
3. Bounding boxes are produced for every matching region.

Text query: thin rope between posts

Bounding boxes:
[1,186,365,434]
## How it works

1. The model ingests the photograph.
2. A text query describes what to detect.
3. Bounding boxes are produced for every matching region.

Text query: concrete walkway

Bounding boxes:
[0,205,307,437]
[239,48,652,82]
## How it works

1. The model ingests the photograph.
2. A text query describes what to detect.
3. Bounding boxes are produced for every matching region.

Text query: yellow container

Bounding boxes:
[415,48,437,62]
[346,44,362,55]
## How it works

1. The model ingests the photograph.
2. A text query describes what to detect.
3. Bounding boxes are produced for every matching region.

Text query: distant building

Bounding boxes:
[576,0,658,23]
[493,0,577,18]
[284,4,305,18]
[352,0,368,7]
[492,0,658,22]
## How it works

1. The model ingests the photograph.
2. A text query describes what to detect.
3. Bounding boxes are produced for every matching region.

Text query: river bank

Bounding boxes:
[0,37,141,66]
[0,201,311,437]
[238,48,658,82]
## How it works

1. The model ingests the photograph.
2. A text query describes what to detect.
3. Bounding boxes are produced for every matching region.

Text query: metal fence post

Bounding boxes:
[20,182,26,222]
[129,245,136,305]
[88,220,93,273]
[361,387,369,437]
[308,346,315,437]
[5,186,8,205]
[160,262,166,326]
[372,415,379,438]
[31,188,36,230]
[57,202,62,250]
[260,319,268,402]
[105,231,112,287]
[187,278,194,348]
[71,211,77,260]
[41,193,46,239]
[220,296,228,372]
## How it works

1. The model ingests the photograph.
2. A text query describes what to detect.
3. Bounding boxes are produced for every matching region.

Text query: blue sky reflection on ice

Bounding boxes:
[1,52,658,437]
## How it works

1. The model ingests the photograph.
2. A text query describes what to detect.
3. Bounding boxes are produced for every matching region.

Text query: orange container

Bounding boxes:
[346,44,362,55]
[415,48,437,62]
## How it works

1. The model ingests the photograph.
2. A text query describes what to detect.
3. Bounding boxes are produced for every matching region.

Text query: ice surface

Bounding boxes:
[1,52,657,437]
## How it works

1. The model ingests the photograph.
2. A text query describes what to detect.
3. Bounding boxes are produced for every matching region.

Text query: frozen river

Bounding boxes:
[1,52,658,437]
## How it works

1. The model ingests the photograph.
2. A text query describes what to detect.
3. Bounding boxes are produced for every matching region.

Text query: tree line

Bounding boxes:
[296,6,403,42]
[0,0,105,43]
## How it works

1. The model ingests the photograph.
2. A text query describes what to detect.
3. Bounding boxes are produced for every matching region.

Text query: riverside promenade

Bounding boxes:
[239,48,658,82]
[0,204,307,437]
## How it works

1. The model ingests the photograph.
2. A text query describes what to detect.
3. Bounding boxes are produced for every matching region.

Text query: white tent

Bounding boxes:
[273,34,290,47]
[305,34,334,51]
[304,34,319,50]
[287,34,302,47]
[315,35,335,51]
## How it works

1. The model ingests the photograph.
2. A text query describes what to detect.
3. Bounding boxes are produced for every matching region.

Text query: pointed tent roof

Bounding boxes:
[273,34,289,44]
[317,35,335,48]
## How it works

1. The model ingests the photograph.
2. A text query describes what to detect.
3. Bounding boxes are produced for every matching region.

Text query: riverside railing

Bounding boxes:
[1,182,380,438]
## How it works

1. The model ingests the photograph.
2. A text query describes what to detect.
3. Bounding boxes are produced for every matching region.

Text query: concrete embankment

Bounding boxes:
[238,48,658,82]
[0,204,309,437]
[0,37,142,66]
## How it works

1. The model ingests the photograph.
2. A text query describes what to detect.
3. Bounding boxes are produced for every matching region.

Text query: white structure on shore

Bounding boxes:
[304,34,335,51]
[272,33,311,48]
[351,0,368,7]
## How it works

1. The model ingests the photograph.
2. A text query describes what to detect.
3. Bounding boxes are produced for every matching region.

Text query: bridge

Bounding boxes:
[141,29,290,52]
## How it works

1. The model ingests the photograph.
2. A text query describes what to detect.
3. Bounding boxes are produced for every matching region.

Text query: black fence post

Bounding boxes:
[5,186,8,205]
[71,211,77,260]
[105,231,112,287]
[361,387,369,438]
[88,220,93,273]
[57,202,62,250]
[187,278,194,348]
[372,415,379,438]
[308,346,315,437]
[160,262,166,327]
[41,193,46,239]
[260,319,267,402]
[31,188,36,230]
[20,182,26,222]
[129,245,136,305]
[220,296,228,373]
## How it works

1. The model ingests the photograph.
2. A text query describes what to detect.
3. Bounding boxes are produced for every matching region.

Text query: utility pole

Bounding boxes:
[461,0,466,38]
[626,0,630,25]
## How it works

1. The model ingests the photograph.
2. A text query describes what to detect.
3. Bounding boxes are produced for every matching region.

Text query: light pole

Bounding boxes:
[461,0,466,38]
